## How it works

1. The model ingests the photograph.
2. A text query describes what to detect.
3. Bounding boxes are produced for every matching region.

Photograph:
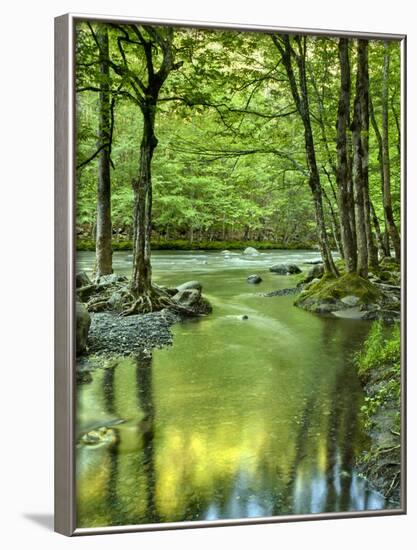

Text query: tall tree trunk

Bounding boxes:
[370,200,387,259]
[381,42,401,261]
[95,26,113,276]
[323,187,344,258]
[358,41,379,270]
[351,40,369,278]
[336,38,357,273]
[370,96,391,257]
[131,104,157,295]
[273,35,338,277]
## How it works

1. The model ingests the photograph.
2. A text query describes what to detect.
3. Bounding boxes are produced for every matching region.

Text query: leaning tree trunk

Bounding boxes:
[351,40,369,279]
[95,26,113,276]
[381,42,401,261]
[336,38,357,273]
[131,103,157,297]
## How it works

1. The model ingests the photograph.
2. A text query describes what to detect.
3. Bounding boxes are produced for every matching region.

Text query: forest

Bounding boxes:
[74,21,402,528]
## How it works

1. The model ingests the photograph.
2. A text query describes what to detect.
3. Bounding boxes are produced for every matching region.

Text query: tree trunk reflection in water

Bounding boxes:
[102,367,124,525]
[135,352,159,523]
[103,366,116,415]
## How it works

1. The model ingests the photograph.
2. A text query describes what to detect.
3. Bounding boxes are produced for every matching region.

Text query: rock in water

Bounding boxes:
[76,301,91,355]
[243,247,259,255]
[172,288,202,308]
[176,280,202,292]
[247,274,262,284]
[269,264,301,275]
[76,271,91,288]
[241,315,249,320]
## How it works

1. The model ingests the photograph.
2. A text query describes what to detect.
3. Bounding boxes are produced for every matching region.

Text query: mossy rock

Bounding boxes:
[295,273,382,312]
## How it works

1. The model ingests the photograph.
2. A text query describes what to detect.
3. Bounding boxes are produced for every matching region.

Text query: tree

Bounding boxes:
[351,40,370,278]
[108,24,181,312]
[271,34,338,276]
[95,25,113,276]
[381,42,401,261]
[336,38,357,273]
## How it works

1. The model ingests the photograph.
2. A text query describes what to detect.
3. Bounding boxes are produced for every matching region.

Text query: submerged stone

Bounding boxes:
[247,274,262,284]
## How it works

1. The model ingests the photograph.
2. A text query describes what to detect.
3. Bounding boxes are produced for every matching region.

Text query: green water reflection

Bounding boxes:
[76,250,388,527]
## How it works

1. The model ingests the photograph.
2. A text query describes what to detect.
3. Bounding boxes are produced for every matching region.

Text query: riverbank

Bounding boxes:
[355,323,401,504]
[76,238,315,252]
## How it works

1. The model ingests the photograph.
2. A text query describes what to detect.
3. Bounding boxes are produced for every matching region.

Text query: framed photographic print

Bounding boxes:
[54,13,406,536]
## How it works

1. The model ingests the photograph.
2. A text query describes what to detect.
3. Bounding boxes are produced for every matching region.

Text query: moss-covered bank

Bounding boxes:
[355,322,401,504]
[295,272,382,313]
[76,238,315,252]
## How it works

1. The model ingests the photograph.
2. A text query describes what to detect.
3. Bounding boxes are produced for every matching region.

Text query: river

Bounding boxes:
[75,249,388,528]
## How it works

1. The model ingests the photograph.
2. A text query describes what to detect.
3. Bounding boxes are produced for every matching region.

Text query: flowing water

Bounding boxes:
[76,249,388,528]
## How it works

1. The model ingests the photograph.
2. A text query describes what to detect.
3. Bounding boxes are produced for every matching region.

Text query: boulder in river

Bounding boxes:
[176,280,203,292]
[172,288,212,315]
[247,274,262,284]
[172,288,201,307]
[243,246,259,255]
[303,263,324,283]
[76,301,91,355]
[221,250,231,254]
[76,271,91,288]
[269,263,301,275]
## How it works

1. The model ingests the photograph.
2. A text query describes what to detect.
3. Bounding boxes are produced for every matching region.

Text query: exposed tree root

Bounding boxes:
[79,276,211,317]
[118,284,200,317]
[119,287,173,316]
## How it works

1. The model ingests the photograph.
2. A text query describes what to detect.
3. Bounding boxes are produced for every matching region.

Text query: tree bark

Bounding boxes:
[358,41,379,270]
[381,42,401,261]
[131,103,157,295]
[129,27,176,299]
[369,96,391,257]
[351,40,369,278]
[370,200,387,260]
[336,38,357,273]
[95,26,113,276]
[272,35,338,277]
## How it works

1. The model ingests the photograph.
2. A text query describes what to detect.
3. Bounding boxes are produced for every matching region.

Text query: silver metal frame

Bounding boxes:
[54,13,407,536]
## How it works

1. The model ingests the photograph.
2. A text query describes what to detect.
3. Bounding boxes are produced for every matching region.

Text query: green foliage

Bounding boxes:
[76,239,310,252]
[356,322,401,434]
[74,22,401,253]
[357,322,401,378]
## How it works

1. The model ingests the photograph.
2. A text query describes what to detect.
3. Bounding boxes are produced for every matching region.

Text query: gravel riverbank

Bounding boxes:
[85,309,180,357]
